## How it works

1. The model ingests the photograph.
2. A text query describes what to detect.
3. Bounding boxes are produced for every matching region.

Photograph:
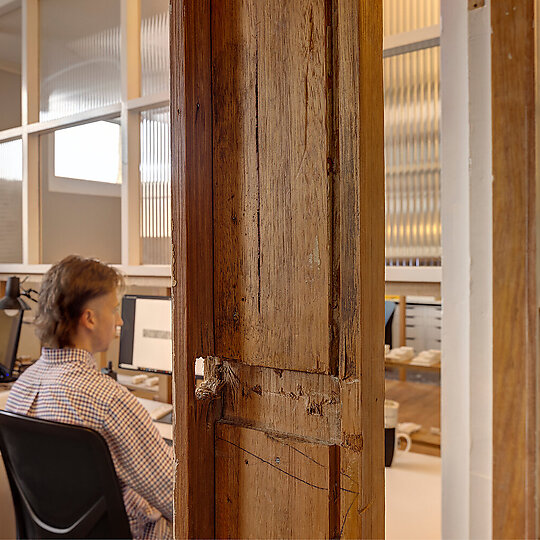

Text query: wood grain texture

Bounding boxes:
[172,0,384,537]
[212,0,331,373]
[170,0,217,537]
[337,0,385,537]
[222,361,341,442]
[215,422,333,539]
[491,1,537,538]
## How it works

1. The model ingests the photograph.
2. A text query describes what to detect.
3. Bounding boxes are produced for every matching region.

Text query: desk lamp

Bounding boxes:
[0,277,32,316]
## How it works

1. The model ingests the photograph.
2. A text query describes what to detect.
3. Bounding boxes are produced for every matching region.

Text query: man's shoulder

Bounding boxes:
[73,365,134,403]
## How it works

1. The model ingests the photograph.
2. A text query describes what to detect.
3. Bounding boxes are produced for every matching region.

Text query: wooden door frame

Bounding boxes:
[492,1,537,538]
[170,1,216,537]
[170,1,385,537]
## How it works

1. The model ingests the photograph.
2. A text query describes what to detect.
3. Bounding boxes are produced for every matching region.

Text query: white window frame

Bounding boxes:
[0,0,171,282]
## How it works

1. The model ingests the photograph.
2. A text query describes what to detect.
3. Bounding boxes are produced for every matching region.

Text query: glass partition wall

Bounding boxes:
[0,0,171,269]
[383,0,441,267]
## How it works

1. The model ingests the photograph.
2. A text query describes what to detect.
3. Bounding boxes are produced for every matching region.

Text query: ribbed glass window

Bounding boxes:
[140,106,171,264]
[39,0,121,121]
[0,6,21,131]
[383,0,440,36]
[141,0,170,96]
[0,139,23,263]
[384,0,440,266]
[384,46,440,265]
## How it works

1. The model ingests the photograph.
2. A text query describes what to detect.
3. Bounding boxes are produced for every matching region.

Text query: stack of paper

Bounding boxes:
[386,346,415,363]
[410,349,441,366]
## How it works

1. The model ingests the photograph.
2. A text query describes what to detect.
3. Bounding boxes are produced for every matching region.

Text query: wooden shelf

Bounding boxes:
[385,358,440,372]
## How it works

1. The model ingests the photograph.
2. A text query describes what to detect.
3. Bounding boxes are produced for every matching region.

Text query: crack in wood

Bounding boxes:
[339,492,359,537]
[255,39,261,315]
[218,435,360,499]
[218,436,328,491]
[270,437,328,469]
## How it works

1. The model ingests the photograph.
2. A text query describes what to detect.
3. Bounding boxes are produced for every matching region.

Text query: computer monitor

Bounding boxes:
[118,294,205,379]
[0,310,23,381]
[119,295,173,375]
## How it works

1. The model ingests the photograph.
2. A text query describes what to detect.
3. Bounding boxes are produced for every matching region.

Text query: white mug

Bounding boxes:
[396,432,412,453]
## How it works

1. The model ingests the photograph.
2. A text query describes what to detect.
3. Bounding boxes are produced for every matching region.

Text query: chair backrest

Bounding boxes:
[0,411,132,539]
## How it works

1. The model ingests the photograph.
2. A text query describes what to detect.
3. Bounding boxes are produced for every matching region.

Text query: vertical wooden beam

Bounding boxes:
[492,1,537,537]
[398,295,406,346]
[337,0,385,537]
[398,295,407,380]
[170,0,215,537]
[21,0,38,127]
[21,0,39,265]
[121,0,142,266]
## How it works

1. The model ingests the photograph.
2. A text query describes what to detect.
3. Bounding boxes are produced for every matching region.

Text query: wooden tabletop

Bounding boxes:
[385,379,440,456]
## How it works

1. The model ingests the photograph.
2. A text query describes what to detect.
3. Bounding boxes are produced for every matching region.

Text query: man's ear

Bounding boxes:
[79,308,96,331]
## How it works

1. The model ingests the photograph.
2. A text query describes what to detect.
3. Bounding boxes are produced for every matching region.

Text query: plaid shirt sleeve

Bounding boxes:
[101,388,174,522]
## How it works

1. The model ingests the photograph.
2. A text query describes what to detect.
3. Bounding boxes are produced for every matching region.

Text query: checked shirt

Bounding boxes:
[5,348,174,540]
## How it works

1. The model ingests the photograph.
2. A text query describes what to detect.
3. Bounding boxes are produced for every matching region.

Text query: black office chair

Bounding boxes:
[0,411,132,539]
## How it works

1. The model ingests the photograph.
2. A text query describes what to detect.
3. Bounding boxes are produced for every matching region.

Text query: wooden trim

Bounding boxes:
[382,24,440,58]
[121,0,141,102]
[0,126,24,143]
[337,0,385,536]
[121,0,142,266]
[22,131,40,264]
[24,104,123,135]
[21,0,39,265]
[120,108,141,266]
[170,0,216,537]
[398,295,407,347]
[126,92,170,112]
[22,0,38,126]
[492,1,537,537]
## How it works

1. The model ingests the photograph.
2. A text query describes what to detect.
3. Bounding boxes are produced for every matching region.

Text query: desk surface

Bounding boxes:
[385,379,440,455]
[117,373,159,393]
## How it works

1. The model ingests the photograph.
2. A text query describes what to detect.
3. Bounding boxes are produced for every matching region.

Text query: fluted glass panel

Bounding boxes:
[140,106,171,264]
[141,0,170,96]
[384,46,440,266]
[383,0,440,37]
[0,7,21,130]
[40,122,122,264]
[0,139,23,263]
[39,0,121,121]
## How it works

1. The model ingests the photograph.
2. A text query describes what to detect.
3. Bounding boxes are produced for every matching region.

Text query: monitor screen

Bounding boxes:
[119,295,173,374]
[0,310,23,379]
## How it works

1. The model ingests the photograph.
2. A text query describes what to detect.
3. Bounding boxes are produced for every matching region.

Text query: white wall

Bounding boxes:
[440,2,492,538]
